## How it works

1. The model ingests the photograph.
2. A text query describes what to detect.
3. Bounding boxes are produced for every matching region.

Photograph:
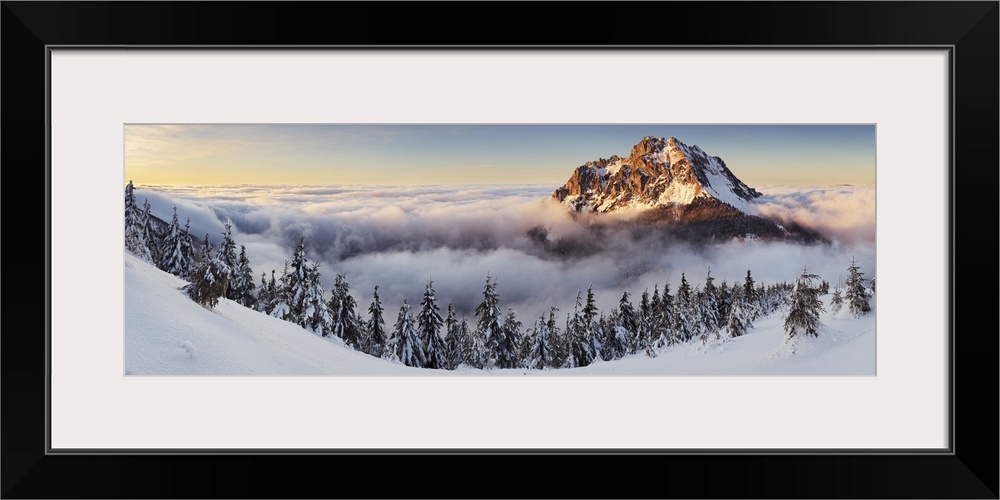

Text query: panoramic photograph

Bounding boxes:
[123,124,876,375]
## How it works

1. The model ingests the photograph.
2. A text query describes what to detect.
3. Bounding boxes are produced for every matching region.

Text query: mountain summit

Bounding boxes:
[552,136,762,214]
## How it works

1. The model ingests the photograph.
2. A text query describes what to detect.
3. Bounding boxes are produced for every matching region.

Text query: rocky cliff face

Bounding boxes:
[553,136,762,214]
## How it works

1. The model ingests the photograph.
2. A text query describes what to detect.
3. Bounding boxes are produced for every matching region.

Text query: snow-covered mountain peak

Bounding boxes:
[552,136,763,215]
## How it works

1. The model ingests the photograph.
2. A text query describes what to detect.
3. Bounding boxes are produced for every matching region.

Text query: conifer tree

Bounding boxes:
[673,273,696,343]
[659,283,675,346]
[648,285,664,346]
[393,299,424,367]
[475,275,503,368]
[582,285,601,362]
[527,310,554,370]
[141,199,161,263]
[302,263,332,336]
[845,257,872,317]
[230,245,257,309]
[617,291,638,355]
[158,207,195,279]
[443,304,463,369]
[563,311,579,369]
[830,279,845,315]
[497,307,522,369]
[329,273,362,347]
[783,266,825,339]
[699,269,721,343]
[366,286,389,359]
[460,318,482,368]
[217,220,240,300]
[417,280,447,369]
[725,284,752,338]
[198,233,214,265]
[124,181,153,262]
[281,237,311,326]
[600,302,628,360]
[637,290,653,353]
[257,271,277,315]
[186,254,230,309]
[743,270,759,320]
[269,263,292,321]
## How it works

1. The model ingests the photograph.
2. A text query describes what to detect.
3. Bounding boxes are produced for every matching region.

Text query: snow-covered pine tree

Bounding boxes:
[526,310,553,369]
[497,307,522,369]
[562,311,579,369]
[637,289,653,354]
[718,280,732,326]
[830,278,844,315]
[672,273,697,343]
[845,257,872,317]
[617,291,638,355]
[329,274,362,347]
[474,275,503,368]
[186,254,230,309]
[699,269,721,343]
[258,269,280,315]
[124,181,153,262]
[216,220,240,301]
[382,300,400,363]
[393,299,425,367]
[517,318,534,369]
[742,270,759,321]
[366,286,389,359]
[724,284,751,338]
[229,245,257,309]
[158,207,195,279]
[280,236,312,327]
[460,318,481,368]
[198,233,214,265]
[658,283,676,346]
[600,309,623,360]
[783,266,825,339]
[582,285,600,363]
[417,280,447,369]
[141,199,161,263]
[269,263,292,321]
[302,263,332,336]
[443,304,463,370]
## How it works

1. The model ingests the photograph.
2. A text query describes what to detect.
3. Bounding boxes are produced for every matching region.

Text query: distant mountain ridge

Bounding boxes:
[553,136,762,214]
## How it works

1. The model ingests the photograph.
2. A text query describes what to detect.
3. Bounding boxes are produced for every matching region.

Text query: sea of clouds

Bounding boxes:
[133,184,876,323]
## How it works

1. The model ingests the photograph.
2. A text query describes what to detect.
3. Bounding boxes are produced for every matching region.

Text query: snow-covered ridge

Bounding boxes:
[125,253,874,375]
[552,136,762,215]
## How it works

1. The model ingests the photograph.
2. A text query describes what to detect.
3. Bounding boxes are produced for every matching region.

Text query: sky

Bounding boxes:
[125,124,875,186]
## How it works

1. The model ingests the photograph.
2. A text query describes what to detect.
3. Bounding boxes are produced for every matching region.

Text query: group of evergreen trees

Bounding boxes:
[784,258,873,339]
[125,181,256,308]
[126,181,875,370]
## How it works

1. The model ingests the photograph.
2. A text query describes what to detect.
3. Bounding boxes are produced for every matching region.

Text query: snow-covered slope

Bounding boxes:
[125,253,874,375]
[124,253,416,375]
[553,136,763,215]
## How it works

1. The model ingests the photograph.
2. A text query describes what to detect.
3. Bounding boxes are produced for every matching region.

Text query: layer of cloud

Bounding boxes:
[754,185,876,245]
[130,183,876,322]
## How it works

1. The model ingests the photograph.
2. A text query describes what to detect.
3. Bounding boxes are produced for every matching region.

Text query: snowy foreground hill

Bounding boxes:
[125,253,875,376]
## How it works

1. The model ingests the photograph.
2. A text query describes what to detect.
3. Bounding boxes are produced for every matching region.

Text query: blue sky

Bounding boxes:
[126,124,875,186]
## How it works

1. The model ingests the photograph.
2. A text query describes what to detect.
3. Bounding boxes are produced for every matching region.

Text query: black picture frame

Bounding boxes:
[3,2,996,498]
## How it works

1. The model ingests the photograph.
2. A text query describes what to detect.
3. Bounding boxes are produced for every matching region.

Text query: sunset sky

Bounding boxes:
[125,124,875,186]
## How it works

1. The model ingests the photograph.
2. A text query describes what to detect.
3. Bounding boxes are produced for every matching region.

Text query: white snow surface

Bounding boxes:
[125,253,875,375]
[670,139,758,215]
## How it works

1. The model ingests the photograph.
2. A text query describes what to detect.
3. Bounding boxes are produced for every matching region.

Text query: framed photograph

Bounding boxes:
[4,2,996,498]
